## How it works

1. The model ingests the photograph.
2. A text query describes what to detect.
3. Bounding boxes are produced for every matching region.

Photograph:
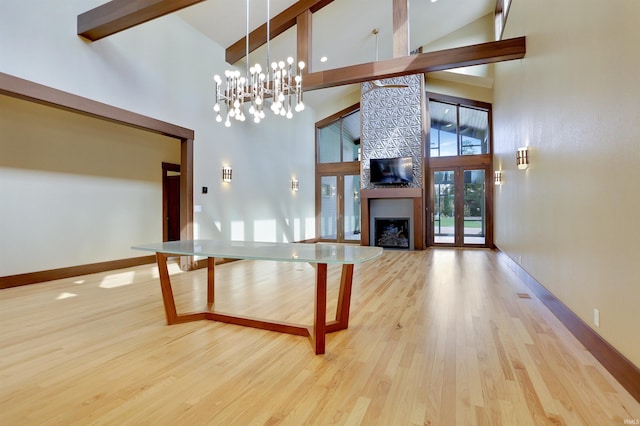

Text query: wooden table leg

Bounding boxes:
[313,263,328,355]
[207,257,215,309]
[335,263,354,330]
[156,252,178,324]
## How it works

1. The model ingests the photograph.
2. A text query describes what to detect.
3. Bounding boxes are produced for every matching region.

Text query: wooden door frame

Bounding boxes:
[315,167,361,243]
[427,164,493,248]
[0,72,197,271]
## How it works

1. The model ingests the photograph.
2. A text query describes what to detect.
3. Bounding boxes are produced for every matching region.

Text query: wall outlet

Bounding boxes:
[594,308,600,327]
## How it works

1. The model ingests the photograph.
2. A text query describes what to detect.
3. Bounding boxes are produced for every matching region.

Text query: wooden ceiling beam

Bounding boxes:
[297,10,313,72]
[225,0,335,65]
[302,36,526,91]
[392,0,409,58]
[78,0,206,41]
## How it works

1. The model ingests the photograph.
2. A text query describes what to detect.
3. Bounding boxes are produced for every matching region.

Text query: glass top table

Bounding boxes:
[132,240,383,355]
[132,240,383,264]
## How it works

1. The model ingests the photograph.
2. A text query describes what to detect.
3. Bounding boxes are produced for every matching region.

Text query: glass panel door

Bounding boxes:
[431,167,489,247]
[320,176,337,240]
[343,175,361,241]
[463,169,486,245]
[318,174,361,243]
[433,170,456,244]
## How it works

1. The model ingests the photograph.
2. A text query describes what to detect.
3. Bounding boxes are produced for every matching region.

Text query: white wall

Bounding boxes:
[0,0,317,275]
[424,14,495,103]
[493,0,640,368]
[0,95,180,275]
[424,13,495,94]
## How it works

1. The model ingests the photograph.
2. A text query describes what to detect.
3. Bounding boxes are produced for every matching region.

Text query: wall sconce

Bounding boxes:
[222,166,232,183]
[291,179,299,192]
[516,147,529,170]
[494,170,503,185]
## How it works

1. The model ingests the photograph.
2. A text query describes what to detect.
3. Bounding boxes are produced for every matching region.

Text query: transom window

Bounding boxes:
[317,109,361,163]
[429,100,490,158]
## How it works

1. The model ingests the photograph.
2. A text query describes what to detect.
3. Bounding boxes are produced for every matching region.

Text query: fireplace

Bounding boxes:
[374,218,410,249]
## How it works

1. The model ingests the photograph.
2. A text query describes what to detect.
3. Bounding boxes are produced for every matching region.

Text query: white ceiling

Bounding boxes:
[177,0,495,110]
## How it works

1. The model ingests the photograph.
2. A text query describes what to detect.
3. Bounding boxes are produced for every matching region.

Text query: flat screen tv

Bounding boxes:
[370,157,413,185]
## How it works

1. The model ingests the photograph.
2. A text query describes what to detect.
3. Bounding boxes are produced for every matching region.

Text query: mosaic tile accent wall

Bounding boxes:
[361,74,424,189]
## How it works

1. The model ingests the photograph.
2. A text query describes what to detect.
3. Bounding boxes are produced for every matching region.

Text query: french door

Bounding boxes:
[429,166,491,247]
[317,174,361,243]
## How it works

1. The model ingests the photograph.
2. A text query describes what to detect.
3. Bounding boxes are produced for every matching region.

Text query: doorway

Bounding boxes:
[162,162,181,242]
[430,166,491,247]
[317,174,361,243]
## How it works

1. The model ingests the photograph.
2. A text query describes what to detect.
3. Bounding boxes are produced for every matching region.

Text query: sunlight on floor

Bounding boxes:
[55,292,77,300]
[99,271,136,289]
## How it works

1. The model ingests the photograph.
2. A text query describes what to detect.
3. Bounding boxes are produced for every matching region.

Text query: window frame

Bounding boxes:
[426,92,494,249]
[427,93,493,160]
[315,103,361,168]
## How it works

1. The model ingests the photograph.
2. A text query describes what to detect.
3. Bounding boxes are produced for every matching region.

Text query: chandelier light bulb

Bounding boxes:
[225,119,231,127]
[213,103,220,112]
[295,102,304,112]
[278,61,285,69]
[286,111,293,119]
[216,114,222,122]
[298,61,305,70]
[254,116,260,123]
[214,75,222,84]
[287,57,294,65]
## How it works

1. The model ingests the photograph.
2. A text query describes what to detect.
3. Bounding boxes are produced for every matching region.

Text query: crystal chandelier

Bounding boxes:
[213,0,305,127]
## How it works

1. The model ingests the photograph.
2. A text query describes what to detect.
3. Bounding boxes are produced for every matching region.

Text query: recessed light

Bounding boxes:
[320,56,328,63]
[431,0,438,3]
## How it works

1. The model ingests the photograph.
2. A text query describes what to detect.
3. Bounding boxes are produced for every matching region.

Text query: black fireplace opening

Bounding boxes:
[374,218,410,249]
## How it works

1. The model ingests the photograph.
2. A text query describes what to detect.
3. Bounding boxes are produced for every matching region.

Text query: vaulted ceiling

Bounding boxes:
[79,0,520,111]
[176,0,497,109]
[177,0,496,71]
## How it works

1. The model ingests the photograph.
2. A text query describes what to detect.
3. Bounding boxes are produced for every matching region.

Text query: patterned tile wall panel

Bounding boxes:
[361,74,424,189]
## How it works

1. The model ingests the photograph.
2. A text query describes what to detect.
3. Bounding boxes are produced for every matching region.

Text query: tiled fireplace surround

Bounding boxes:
[360,75,425,250]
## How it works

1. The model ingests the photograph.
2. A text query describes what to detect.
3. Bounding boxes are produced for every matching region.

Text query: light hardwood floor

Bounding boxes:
[1,249,639,425]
